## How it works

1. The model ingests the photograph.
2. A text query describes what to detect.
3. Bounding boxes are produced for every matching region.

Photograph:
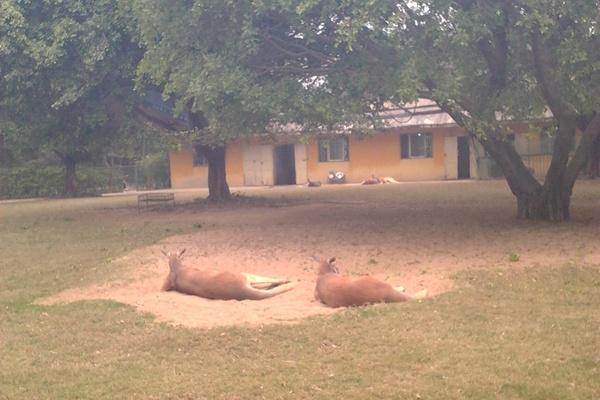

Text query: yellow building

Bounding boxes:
[168,101,555,188]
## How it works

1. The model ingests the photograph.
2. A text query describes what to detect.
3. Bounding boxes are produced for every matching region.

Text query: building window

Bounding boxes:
[318,137,349,162]
[193,147,207,166]
[401,133,433,159]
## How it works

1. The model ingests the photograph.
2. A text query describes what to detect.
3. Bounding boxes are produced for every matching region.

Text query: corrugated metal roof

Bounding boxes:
[378,99,457,129]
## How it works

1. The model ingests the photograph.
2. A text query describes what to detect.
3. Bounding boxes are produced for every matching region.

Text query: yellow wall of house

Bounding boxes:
[169,142,245,189]
[170,126,572,188]
[226,141,245,187]
[306,130,447,183]
[169,148,207,188]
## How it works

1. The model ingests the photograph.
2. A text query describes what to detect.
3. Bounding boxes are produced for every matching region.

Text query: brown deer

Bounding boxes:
[360,175,382,185]
[161,249,296,300]
[314,257,428,308]
[361,175,400,185]
[380,176,400,184]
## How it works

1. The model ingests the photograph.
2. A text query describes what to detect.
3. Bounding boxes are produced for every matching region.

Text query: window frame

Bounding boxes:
[401,132,433,159]
[318,137,349,162]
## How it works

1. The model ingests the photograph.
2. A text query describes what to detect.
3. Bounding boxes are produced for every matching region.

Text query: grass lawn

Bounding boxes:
[1,182,599,399]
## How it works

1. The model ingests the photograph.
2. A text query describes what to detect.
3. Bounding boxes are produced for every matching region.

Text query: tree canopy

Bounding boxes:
[2,0,599,218]
[225,0,600,220]
[0,0,144,195]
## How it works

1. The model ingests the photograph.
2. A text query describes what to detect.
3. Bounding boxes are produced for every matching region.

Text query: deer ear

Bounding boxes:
[328,257,336,264]
[161,249,168,256]
[179,248,186,257]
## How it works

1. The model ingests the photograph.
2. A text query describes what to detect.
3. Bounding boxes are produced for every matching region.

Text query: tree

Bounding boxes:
[0,0,142,196]
[404,0,600,221]
[238,0,600,221]
[130,0,343,201]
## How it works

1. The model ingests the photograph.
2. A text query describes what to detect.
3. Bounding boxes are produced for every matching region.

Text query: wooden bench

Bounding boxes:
[137,192,175,211]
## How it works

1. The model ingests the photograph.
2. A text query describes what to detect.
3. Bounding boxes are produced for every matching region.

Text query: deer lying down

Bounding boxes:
[360,175,382,185]
[314,257,428,308]
[161,250,296,300]
[380,176,400,184]
[360,175,401,185]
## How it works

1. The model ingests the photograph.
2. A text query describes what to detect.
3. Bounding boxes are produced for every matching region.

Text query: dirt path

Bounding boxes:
[43,181,600,329]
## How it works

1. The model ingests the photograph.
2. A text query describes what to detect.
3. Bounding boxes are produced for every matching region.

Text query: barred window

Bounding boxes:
[401,133,433,159]
[318,138,349,162]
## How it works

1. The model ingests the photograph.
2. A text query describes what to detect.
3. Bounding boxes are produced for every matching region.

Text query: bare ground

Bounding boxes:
[43,180,600,329]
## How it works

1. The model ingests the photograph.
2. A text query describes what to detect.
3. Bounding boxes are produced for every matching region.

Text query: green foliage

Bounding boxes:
[131,0,381,141]
[0,0,148,195]
[0,165,128,199]
[136,152,171,189]
[509,252,520,263]
[133,0,284,140]
[76,167,127,195]
[0,166,63,199]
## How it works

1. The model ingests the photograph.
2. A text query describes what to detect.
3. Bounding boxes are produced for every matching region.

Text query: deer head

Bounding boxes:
[317,257,339,275]
[161,249,186,273]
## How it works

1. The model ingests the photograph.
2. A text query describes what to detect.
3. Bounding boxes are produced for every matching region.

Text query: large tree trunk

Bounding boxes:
[0,133,5,167]
[63,155,78,198]
[197,144,231,202]
[587,135,600,178]
[474,128,574,222]
[515,185,570,221]
[482,114,600,222]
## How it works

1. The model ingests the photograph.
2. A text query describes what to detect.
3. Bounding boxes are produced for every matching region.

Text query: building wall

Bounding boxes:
[294,144,308,184]
[171,126,549,188]
[169,148,207,188]
[306,130,449,183]
[226,141,245,187]
[242,143,274,186]
[169,142,245,189]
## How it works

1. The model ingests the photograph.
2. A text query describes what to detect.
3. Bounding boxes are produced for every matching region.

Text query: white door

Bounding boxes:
[294,144,308,184]
[243,144,274,186]
[444,136,458,180]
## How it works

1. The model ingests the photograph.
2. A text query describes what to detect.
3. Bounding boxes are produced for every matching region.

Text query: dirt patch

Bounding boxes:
[42,181,600,329]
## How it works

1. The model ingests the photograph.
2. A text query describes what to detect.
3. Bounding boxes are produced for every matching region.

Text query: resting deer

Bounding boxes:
[360,175,382,185]
[305,178,322,187]
[380,176,400,184]
[361,175,400,185]
[314,257,428,308]
[161,249,296,300]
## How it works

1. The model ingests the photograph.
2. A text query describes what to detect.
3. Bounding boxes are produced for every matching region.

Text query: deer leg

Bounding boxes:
[242,273,290,290]
[161,277,173,291]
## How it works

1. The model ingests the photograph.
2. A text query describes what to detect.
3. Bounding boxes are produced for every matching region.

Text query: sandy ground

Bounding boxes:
[43,181,600,329]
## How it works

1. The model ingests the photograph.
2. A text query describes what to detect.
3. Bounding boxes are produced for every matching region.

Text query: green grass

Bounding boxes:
[1,188,599,399]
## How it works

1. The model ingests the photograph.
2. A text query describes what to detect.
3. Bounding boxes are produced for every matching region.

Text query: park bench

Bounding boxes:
[137,192,175,211]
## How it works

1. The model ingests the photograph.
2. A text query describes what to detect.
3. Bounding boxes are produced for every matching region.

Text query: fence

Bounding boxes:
[0,160,171,199]
[90,164,171,193]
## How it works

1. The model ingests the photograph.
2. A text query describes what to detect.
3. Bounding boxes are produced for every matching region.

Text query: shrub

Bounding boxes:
[0,165,126,199]
[136,153,171,190]
[0,166,63,199]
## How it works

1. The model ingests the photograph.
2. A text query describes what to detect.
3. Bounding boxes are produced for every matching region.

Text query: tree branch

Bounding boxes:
[565,112,600,189]
[436,98,542,195]
[530,27,577,118]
